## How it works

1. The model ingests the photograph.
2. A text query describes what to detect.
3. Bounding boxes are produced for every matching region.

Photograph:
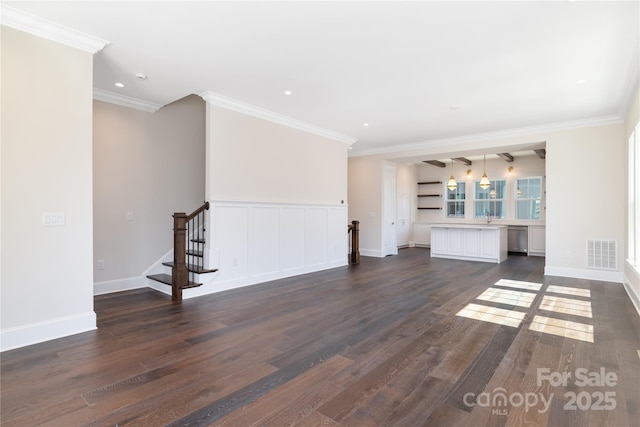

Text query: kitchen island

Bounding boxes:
[430,224,508,263]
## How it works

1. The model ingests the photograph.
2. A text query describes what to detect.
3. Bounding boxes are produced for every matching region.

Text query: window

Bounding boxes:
[446,182,465,218]
[516,177,542,220]
[630,124,640,267]
[474,180,506,219]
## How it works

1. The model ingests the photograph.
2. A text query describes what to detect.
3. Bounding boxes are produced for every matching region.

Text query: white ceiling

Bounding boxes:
[4,1,639,157]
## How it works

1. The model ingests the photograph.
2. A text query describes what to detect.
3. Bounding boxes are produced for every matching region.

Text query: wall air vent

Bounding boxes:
[587,240,617,271]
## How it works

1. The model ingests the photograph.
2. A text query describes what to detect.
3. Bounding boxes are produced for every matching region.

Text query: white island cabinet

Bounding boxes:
[430,224,508,263]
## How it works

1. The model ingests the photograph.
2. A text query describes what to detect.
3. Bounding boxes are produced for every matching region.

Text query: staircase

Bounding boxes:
[148,201,217,301]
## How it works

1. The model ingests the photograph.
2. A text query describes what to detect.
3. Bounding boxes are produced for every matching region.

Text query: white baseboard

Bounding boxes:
[0,311,96,352]
[544,266,624,283]
[94,276,146,295]
[623,262,640,317]
[622,277,640,317]
[94,249,173,296]
[360,248,385,258]
[95,202,349,301]
[182,260,346,299]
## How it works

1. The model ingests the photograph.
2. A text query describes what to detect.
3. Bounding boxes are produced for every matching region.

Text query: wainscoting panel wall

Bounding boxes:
[305,208,329,268]
[281,207,306,272]
[328,207,349,264]
[250,206,281,278]
[183,201,349,299]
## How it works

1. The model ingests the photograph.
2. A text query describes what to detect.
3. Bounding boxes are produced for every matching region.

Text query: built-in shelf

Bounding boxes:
[417,181,443,210]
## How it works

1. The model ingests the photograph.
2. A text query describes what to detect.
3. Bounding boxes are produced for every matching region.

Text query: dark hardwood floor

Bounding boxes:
[2,248,639,426]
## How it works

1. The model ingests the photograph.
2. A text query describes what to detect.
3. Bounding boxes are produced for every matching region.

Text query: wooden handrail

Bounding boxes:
[187,201,210,222]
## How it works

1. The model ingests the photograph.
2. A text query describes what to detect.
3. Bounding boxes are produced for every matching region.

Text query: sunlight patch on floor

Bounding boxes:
[538,295,592,318]
[456,279,596,342]
[493,278,543,291]
[476,287,537,308]
[529,315,594,343]
[546,285,591,298]
[456,303,526,328]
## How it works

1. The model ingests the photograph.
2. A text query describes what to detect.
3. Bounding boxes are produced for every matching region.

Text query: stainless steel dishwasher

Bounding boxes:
[508,226,528,254]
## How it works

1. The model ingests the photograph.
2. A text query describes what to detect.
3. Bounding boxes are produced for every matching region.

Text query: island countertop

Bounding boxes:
[429,223,508,230]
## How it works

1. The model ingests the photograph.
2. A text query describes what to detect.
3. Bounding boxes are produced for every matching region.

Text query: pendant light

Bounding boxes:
[447,160,457,191]
[479,155,491,190]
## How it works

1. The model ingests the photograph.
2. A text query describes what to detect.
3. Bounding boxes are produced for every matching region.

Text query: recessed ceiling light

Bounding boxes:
[576,79,586,84]
[284,90,292,95]
[449,106,459,110]
[114,82,125,88]
[135,73,148,80]
[363,123,369,127]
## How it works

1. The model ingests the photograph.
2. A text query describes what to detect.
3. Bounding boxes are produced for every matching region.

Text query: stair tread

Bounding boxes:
[146,273,202,289]
[186,249,204,257]
[191,238,206,244]
[162,262,218,274]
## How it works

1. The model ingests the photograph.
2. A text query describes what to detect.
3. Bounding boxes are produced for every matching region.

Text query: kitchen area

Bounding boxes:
[395,149,546,262]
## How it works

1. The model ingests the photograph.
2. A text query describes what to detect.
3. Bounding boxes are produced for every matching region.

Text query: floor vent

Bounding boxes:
[587,240,617,271]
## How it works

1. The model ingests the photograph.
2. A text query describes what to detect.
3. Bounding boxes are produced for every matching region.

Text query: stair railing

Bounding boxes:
[172,201,209,301]
[348,220,360,265]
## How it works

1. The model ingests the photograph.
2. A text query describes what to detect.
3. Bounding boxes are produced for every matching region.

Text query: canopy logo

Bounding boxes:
[463,367,618,416]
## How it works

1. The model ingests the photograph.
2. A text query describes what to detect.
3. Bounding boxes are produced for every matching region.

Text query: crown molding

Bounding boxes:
[1,5,109,53]
[349,115,624,158]
[199,91,357,146]
[93,89,163,113]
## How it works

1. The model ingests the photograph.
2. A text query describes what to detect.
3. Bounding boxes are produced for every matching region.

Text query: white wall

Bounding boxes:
[545,124,625,281]
[202,103,349,293]
[207,105,347,205]
[92,96,205,294]
[1,27,96,351]
[347,156,383,256]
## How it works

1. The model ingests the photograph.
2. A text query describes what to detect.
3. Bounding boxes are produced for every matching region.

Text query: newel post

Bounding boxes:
[172,212,188,301]
[349,220,360,265]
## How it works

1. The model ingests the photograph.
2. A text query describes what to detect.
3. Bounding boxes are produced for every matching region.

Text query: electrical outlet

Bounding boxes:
[232,258,238,267]
[97,259,105,270]
[126,211,134,221]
